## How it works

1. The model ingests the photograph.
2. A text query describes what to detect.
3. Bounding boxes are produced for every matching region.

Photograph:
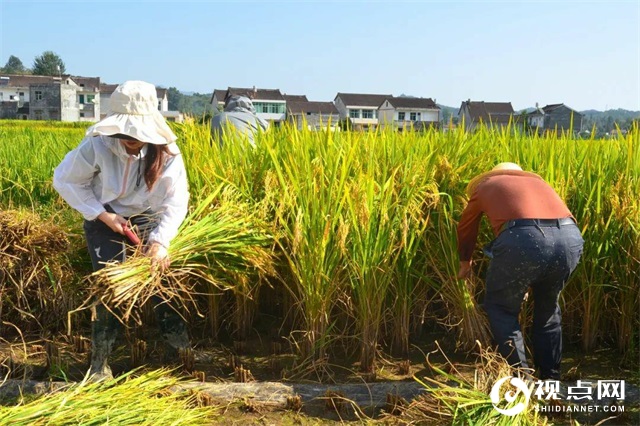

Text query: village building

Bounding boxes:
[211,87,286,126]
[458,100,517,131]
[378,96,441,131]
[0,74,100,121]
[333,92,391,130]
[287,100,339,131]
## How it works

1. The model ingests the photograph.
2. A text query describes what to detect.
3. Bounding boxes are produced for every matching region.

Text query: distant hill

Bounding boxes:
[506,106,638,133]
[438,104,459,122]
[580,108,639,119]
[579,108,638,133]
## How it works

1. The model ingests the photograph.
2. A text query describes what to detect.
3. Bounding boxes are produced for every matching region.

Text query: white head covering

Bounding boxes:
[87,80,177,145]
[492,162,522,172]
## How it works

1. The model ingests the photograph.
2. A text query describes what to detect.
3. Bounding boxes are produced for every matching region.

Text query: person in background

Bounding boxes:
[210,95,269,147]
[456,162,584,380]
[53,80,191,380]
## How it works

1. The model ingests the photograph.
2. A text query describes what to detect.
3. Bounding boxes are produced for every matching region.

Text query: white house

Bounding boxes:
[378,96,440,130]
[211,87,287,126]
[334,92,391,130]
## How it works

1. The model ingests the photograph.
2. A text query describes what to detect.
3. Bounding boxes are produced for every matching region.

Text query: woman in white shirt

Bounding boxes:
[54,80,190,380]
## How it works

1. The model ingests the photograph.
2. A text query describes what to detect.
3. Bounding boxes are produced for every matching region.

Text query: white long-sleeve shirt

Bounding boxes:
[53,135,189,248]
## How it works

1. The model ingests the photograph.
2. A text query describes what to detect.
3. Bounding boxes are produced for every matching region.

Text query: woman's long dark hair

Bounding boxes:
[144,144,175,190]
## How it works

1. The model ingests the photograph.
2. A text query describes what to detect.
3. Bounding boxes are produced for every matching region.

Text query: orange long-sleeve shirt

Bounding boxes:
[457,171,574,261]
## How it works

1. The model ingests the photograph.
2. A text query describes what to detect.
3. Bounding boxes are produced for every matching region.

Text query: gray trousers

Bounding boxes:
[482,219,584,379]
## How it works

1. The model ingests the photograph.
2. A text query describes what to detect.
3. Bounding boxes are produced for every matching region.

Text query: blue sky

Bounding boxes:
[1,0,638,111]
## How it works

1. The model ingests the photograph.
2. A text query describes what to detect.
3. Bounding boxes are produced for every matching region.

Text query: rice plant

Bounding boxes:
[424,196,492,350]
[0,122,84,210]
[264,126,354,370]
[343,160,400,374]
[0,369,219,425]
[1,119,638,373]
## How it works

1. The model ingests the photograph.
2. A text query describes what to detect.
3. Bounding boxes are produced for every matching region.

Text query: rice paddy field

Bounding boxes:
[0,119,638,425]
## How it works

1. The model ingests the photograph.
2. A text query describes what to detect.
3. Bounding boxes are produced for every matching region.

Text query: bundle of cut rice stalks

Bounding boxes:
[0,369,219,425]
[396,341,547,425]
[0,210,76,333]
[90,187,275,324]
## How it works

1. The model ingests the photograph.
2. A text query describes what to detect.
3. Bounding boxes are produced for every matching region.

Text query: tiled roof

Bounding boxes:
[460,100,515,123]
[0,74,62,87]
[283,94,308,102]
[100,84,119,94]
[542,103,583,117]
[542,103,564,113]
[384,96,439,109]
[335,92,392,107]
[212,89,227,104]
[228,87,285,101]
[211,87,285,103]
[71,76,100,90]
[287,101,338,115]
[0,74,102,89]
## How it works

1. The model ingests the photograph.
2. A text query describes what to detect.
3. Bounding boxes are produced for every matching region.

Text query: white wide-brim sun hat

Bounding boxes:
[87,80,177,145]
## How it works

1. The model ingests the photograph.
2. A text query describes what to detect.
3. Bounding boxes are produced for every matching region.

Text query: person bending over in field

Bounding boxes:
[210,95,269,147]
[456,162,584,380]
[53,80,191,381]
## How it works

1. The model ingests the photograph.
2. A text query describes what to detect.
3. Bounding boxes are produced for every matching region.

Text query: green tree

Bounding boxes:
[2,55,27,74]
[604,116,614,132]
[32,51,66,76]
[162,88,213,116]
[167,87,182,111]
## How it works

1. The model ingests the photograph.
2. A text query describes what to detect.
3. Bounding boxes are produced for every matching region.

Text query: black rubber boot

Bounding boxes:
[89,304,120,381]
[155,303,190,362]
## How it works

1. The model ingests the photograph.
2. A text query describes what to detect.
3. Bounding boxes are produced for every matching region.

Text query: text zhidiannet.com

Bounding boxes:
[534,404,625,413]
